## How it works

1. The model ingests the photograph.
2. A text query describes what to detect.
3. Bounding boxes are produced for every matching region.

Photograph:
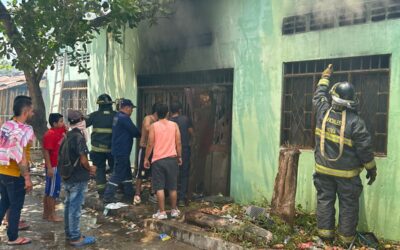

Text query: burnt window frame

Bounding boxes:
[282,0,400,35]
[281,55,390,156]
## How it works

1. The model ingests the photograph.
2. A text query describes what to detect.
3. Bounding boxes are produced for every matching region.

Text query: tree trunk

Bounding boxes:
[25,74,47,145]
[270,148,301,225]
[185,210,273,243]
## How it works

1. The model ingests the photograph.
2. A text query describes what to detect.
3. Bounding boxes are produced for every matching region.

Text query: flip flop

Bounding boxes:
[69,236,96,247]
[7,237,32,245]
[5,221,30,230]
[18,221,30,230]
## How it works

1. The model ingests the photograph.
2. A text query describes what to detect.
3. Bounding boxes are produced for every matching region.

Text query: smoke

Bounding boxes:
[294,0,392,25]
[137,0,212,72]
[141,0,211,52]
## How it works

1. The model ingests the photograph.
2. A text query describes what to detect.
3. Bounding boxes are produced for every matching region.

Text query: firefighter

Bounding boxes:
[86,94,117,196]
[313,64,377,244]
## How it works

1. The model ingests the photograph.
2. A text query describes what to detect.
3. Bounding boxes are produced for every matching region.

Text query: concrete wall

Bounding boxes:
[87,0,400,240]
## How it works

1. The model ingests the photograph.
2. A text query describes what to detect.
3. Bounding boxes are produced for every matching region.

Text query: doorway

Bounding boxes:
[137,69,233,197]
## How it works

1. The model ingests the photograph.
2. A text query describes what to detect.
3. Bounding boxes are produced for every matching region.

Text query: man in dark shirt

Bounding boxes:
[169,102,194,207]
[63,110,96,247]
[103,99,141,204]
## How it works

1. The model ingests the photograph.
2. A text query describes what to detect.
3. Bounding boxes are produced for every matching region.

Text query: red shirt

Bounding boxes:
[43,127,67,167]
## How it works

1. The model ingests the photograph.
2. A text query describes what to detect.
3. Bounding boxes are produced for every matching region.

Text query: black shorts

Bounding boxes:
[152,158,179,191]
[136,147,152,180]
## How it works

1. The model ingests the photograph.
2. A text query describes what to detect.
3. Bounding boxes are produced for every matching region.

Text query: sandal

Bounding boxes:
[5,221,30,230]
[7,237,32,245]
[133,195,141,205]
[69,235,96,247]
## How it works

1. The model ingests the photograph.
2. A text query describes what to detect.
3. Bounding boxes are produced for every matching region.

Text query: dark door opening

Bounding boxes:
[137,69,233,197]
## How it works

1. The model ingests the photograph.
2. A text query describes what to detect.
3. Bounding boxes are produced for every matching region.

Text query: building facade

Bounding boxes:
[84,0,400,240]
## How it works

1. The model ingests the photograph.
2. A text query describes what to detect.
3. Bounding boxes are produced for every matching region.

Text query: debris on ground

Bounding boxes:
[159,233,171,241]
[203,194,234,204]
[297,241,314,249]
[245,205,268,219]
[103,202,129,215]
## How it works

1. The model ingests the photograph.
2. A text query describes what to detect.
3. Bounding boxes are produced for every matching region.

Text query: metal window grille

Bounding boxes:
[61,80,88,120]
[282,0,400,35]
[281,55,390,155]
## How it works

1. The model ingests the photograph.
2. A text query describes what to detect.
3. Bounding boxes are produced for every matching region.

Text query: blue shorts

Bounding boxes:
[45,167,61,198]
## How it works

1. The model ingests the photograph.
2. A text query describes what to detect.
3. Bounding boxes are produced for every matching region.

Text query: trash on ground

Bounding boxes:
[298,241,314,249]
[199,207,223,215]
[272,243,285,249]
[203,194,234,204]
[245,205,268,219]
[220,214,240,224]
[358,232,379,249]
[103,202,129,216]
[159,233,171,241]
[105,202,129,210]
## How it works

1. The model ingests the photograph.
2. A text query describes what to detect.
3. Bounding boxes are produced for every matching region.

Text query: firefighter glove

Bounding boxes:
[322,64,333,79]
[366,167,377,185]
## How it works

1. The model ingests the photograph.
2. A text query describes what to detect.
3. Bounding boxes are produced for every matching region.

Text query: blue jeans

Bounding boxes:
[64,181,88,241]
[0,174,26,241]
[178,147,191,201]
[103,156,133,203]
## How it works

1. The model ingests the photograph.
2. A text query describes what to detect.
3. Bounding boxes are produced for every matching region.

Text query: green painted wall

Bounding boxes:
[88,0,400,240]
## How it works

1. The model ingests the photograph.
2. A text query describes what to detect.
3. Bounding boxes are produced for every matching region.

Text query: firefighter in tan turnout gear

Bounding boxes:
[313,64,377,244]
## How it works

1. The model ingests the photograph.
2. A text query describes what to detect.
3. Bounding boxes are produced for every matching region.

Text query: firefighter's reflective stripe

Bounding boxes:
[92,128,112,133]
[320,108,347,162]
[318,78,330,86]
[315,128,353,147]
[318,228,334,238]
[91,145,111,153]
[363,159,376,170]
[315,163,363,178]
[338,234,355,243]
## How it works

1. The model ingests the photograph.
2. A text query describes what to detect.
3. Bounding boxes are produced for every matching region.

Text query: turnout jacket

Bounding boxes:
[86,106,117,153]
[313,78,376,178]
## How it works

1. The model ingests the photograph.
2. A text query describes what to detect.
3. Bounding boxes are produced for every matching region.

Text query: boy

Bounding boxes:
[42,113,67,222]
[62,110,96,247]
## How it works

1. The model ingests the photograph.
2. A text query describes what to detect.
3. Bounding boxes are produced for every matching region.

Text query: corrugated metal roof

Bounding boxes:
[0,75,26,91]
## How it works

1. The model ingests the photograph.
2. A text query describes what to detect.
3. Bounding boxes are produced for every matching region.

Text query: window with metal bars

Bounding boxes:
[282,0,400,35]
[61,80,88,120]
[281,55,390,155]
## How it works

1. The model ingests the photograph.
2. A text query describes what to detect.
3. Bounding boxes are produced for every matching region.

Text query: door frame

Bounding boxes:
[136,68,234,196]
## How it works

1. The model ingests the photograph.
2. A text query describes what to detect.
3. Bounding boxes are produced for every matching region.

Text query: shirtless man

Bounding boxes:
[134,103,160,205]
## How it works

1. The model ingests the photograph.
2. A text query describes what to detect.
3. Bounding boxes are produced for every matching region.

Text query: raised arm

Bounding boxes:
[313,64,333,116]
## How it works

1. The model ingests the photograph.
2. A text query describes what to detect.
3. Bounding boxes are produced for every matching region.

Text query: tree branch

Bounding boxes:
[35,66,46,84]
[0,2,27,69]
[0,3,20,44]
[89,14,111,29]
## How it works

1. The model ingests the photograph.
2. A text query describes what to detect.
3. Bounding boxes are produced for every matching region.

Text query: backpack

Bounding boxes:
[57,130,80,180]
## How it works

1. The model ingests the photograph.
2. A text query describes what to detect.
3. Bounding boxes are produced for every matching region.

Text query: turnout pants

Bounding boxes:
[103,156,133,203]
[90,151,114,195]
[313,173,363,243]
